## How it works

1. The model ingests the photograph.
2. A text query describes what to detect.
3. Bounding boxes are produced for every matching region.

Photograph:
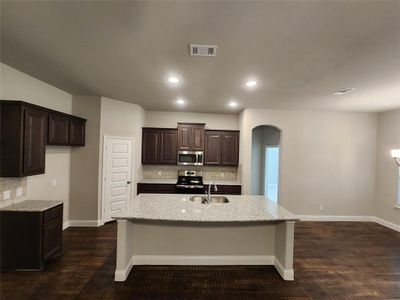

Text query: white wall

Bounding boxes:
[145,111,238,130]
[70,96,101,221]
[98,97,145,218]
[374,109,400,225]
[240,108,377,216]
[0,63,72,222]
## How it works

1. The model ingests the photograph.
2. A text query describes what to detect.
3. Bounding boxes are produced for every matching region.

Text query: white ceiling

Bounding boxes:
[1,1,399,113]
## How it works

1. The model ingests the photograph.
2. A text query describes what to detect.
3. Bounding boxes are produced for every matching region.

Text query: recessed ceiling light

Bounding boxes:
[229,101,238,107]
[168,76,180,84]
[333,87,355,96]
[246,80,257,87]
[176,98,185,105]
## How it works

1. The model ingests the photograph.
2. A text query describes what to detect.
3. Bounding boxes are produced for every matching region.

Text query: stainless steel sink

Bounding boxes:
[189,195,229,204]
[190,196,207,204]
[209,196,229,203]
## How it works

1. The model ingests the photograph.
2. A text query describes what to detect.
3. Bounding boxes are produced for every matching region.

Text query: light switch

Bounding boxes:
[3,190,11,200]
[52,179,57,187]
[16,187,23,197]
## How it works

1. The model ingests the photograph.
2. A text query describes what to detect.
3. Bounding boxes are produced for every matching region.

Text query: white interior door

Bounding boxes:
[103,137,133,223]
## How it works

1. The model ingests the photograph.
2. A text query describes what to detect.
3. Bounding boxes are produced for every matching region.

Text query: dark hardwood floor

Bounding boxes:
[1,221,399,300]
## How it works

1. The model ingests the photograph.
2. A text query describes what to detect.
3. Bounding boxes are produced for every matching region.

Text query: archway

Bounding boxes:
[251,125,281,202]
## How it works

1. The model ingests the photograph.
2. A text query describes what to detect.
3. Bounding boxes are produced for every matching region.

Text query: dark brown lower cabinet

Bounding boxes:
[0,204,63,270]
[137,183,241,195]
[137,183,177,194]
[210,185,242,195]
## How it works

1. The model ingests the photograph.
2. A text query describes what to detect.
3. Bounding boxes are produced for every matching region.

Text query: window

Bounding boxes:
[264,146,280,203]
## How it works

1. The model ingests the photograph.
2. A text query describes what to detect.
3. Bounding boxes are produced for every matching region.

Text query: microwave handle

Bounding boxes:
[197,153,203,164]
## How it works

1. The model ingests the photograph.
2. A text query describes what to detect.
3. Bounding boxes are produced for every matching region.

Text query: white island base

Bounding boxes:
[115,219,295,281]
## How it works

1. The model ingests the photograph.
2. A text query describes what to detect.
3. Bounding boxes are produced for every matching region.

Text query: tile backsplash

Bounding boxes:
[140,164,241,182]
[0,178,27,206]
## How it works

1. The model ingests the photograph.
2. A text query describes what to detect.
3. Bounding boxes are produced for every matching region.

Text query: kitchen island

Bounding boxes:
[113,194,297,281]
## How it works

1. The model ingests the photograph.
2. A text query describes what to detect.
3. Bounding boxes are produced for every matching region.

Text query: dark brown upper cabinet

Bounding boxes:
[142,128,177,165]
[204,130,239,166]
[48,113,70,145]
[177,123,205,151]
[142,128,160,164]
[0,100,86,177]
[204,131,222,165]
[48,113,86,146]
[160,129,178,164]
[221,131,239,165]
[69,118,86,146]
[22,106,47,175]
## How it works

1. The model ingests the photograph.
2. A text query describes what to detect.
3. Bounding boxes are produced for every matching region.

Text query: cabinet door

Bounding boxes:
[142,129,160,164]
[157,184,177,194]
[70,118,86,146]
[204,131,222,165]
[221,131,239,166]
[191,125,205,151]
[221,185,241,195]
[42,216,62,261]
[177,125,191,150]
[48,113,70,145]
[23,107,46,175]
[160,129,177,164]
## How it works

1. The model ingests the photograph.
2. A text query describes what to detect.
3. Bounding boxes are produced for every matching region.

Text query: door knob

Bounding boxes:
[127,181,131,184]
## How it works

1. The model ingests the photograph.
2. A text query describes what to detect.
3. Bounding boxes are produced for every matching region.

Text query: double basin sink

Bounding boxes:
[190,195,229,204]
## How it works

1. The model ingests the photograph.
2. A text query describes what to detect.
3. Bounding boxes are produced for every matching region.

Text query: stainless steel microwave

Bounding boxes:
[177,151,204,166]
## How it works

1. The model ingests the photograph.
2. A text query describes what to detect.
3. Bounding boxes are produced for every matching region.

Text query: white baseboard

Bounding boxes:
[297,214,400,233]
[274,258,294,281]
[373,217,400,232]
[62,221,70,230]
[133,255,275,266]
[115,255,135,282]
[114,255,276,282]
[67,220,102,227]
[297,215,373,222]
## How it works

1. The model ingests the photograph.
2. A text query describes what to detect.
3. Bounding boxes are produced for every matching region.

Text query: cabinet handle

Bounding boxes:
[127,181,131,184]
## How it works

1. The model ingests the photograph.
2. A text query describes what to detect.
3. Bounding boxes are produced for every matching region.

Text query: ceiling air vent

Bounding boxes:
[189,44,217,57]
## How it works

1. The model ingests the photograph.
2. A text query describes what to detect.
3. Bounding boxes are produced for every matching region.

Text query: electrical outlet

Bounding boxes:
[221,173,225,178]
[319,205,324,211]
[3,190,11,200]
[52,179,57,187]
[158,171,162,176]
[16,187,23,197]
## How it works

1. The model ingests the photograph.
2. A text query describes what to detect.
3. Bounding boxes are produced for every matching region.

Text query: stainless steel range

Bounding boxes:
[176,170,205,194]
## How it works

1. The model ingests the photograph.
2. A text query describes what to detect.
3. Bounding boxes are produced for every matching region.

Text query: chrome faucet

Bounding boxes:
[206,182,218,203]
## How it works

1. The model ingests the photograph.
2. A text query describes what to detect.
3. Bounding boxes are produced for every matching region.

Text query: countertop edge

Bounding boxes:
[112,216,299,223]
[0,200,64,212]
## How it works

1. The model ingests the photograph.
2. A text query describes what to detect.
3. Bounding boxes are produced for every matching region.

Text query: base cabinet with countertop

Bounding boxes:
[0,201,63,270]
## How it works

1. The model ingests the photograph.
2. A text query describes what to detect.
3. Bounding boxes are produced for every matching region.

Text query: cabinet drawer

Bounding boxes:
[43,205,63,223]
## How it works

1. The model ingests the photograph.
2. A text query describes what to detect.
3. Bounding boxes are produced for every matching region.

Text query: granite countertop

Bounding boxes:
[114,194,296,222]
[0,200,63,212]
[138,179,241,186]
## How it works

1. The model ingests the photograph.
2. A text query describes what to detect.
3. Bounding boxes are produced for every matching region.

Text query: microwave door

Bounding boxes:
[178,153,197,165]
